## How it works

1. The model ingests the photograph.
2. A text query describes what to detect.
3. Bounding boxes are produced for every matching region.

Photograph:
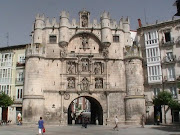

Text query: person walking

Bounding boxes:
[113,116,119,131]
[141,114,145,128]
[17,112,22,125]
[38,117,45,135]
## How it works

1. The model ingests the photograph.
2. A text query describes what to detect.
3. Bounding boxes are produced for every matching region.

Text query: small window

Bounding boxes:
[154,88,160,97]
[164,32,171,42]
[49,35,57,43]
[113,36,119,42]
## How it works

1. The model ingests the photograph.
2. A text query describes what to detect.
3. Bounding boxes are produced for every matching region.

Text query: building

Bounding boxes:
[0,44,26,124]
[23,10,145,125]
[137,18,180,124]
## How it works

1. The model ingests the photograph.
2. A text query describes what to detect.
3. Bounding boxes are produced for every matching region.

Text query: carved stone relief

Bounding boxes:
[94,62,104,74]
[81,15,88,27]
[80,77,89,91]
[103,47,109,57]
[60,48,66,58]
[95,78,103,89]
[67,61,76,74]
[81,58,89,72]
[80,34,90,51]
[67,77,75,89]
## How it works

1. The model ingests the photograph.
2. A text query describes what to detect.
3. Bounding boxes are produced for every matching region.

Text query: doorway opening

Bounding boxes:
[68,96,103,125]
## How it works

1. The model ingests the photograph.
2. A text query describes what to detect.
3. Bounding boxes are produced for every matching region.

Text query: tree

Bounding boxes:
[169,99,180,110]
[153,91,173,124]
[0,92,13,107]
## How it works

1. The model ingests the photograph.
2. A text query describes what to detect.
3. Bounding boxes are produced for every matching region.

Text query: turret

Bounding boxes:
[33,14,45,44]
[101,11,112,46]
[59,11,70,46]
[124,45,145,124]
[123,17,131,47]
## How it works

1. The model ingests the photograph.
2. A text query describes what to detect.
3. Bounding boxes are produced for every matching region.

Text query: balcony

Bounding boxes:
[163,76,176,83]
[161,55,176,64]
[161,38,175,48]
[15,78,24,85]
[0,78,12,84]
[0,61,12,67]
[16,62,25,67]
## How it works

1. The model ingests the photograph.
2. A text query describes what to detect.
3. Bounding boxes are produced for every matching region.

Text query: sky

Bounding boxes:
[0,0,178,47]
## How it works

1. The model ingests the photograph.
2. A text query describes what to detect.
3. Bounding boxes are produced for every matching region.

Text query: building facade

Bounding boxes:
[0,45,26,124]
[137,18,180,124]
[23,10,145,125]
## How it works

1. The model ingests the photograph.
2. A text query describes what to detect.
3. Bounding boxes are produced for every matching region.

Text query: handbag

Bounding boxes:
[43,128,45,133]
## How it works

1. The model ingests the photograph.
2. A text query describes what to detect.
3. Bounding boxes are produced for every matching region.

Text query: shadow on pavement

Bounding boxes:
[151,125,180,133]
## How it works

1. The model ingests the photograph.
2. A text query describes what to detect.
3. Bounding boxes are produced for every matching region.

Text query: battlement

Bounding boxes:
[60,11,69,18]
[124,45,142,59]
[101,11,110,19]
[35,14,45,20]
[122,17,130,24]
[45,17,59,27]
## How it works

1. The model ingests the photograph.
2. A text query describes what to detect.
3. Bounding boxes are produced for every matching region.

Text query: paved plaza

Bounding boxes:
[0,124,180,135]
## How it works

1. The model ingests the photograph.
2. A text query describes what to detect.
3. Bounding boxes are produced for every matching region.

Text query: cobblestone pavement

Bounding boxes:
[0,124,180,135]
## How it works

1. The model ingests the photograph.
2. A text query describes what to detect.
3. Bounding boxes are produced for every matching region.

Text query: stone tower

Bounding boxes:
[23,10,145,125]
[124,44,145,124]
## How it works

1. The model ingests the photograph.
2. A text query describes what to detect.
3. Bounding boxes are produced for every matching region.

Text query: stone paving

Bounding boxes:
[0,124,180,135]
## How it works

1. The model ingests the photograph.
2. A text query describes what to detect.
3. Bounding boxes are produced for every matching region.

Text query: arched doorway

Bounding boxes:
[68,96,103,125]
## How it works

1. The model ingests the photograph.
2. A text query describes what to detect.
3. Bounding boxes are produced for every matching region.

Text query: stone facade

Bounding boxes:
[0,45,26,124]
[137,18,180,124]
[23,10,145,125]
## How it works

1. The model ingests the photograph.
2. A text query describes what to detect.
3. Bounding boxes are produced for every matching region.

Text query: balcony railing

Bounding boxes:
[161,38,175,47]
[0,78,12,84]
[15,78,24,84]
[163,76,176,82]
[162,55,176,64]
[16,62,25,67]
[0,61,12,67]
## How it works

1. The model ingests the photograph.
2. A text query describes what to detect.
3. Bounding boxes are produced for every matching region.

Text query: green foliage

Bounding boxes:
[169,99,180,110]
[0,92,13,107]
[153,91,173,106]
[177,82,180,89]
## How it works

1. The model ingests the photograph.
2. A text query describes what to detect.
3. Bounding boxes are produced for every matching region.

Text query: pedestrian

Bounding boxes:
[113,116,119,131]
[141,114,145,128]
[38,117,45,135]
[17,112,22,125]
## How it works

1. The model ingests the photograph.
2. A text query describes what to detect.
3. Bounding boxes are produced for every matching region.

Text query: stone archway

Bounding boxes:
[67,96,103,125]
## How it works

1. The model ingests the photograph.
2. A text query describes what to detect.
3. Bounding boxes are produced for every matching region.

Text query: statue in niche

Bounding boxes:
[60,49,66,58]
[68,78,75,89]
[82,15,88,27]
[95,78,103,89]
[80,34,89,51]
[103,47,109,57]
[68,61,75,74]
[81,77,89,91]
[82,59,89,72]
[94,62,101,74]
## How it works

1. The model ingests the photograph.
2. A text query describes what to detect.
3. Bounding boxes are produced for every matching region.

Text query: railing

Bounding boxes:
[162,55,176,64]
[0,78,12,84]
[15,78,24,84]
[16,62,25,67]
[163,76,176,82]
[161,38,175,47]
[0,62,12,67]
